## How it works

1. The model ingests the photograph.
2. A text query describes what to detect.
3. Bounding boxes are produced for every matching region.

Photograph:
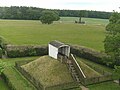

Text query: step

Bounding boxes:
[74,74,79,78]
[69,67,75,70]
[69,64,74,67]
[76,78,80,82]
[70,67,75,70]
[70,69,76,72]
[68,65,73,68]
[69,65,74,68]
[72,75,80,83]
[71,70,76,73]
[71,71,77,75]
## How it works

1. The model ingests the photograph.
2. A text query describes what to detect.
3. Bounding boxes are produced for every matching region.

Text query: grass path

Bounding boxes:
[3,67,36,90]
[77,58,102,78]
[0,56,39,90]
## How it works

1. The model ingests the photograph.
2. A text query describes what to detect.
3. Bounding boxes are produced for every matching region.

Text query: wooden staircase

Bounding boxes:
[58,53,86,84]
[68,60,81,83]
[66,54,86,85]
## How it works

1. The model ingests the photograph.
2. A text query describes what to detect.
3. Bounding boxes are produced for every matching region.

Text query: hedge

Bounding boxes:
[5,44,113,67]
[5,44,112,67]
[70,45,110,67]
[6,45,48,58]
[0,48,2,58]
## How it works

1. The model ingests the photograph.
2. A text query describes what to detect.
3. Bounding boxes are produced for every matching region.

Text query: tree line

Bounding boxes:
[0,6,112,20]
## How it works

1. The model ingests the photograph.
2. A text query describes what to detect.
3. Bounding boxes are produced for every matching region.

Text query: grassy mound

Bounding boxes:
[21,56,74,87]
[77,58,102,78]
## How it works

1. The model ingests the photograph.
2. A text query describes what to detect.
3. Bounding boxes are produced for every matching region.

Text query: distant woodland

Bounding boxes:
[0,6,112,20]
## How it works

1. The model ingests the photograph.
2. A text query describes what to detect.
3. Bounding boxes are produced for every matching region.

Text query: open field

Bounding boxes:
[0,17,108,51]
[60,17,109,25]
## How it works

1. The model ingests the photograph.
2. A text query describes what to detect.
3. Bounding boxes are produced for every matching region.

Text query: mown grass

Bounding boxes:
[76,58,102,78]
[0,78,9,90]
[0,56,39,90]
[76,57,120,90]
[88,81,120,90]
[0,56,39,67]
[0,17,108,51]
[21,56,74,87]
[77,57,120,79]
[60,17,109,25]
[78,58,112,72]
[2,67,36,90]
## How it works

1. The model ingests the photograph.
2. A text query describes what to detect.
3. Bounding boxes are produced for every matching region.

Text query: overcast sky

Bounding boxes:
[0,0,120,12]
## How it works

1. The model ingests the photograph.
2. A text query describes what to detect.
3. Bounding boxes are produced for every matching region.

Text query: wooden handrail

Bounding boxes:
[70,54,86,78]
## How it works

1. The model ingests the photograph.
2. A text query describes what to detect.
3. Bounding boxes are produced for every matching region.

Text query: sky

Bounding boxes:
[0,0,120,12]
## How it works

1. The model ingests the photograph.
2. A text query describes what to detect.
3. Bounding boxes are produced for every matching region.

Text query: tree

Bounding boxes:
[79,10,86,23]
[40,10,60,24]
[104,12,120,66]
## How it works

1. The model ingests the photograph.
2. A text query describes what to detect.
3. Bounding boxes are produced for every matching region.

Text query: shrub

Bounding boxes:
[6,45,48,58]
[0,61,5,73]
[0,36,7,49]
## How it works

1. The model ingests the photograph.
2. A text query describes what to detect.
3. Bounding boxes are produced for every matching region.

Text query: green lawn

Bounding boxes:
[77,59,102,78]
[0,17,108,51]
[2,67,36,90]
[76,57,120,90]
[60,17,109,25]
[76,57,113,73]
[0,56,39,90]
[77,57,120,79]
[0,78,9,90]
[88,81,120,90]
[0,56,39,67]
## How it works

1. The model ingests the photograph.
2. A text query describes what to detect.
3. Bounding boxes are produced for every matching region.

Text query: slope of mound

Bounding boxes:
[21,56,74,87]
[77,58,102,78]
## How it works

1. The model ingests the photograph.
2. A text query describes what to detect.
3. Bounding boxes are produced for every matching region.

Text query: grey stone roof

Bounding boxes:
[49,40,68,48]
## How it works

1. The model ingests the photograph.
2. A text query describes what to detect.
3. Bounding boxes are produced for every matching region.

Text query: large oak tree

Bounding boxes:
[40,10,60,24]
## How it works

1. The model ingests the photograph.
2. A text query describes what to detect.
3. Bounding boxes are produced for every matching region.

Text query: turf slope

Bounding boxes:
[21,56,74,87]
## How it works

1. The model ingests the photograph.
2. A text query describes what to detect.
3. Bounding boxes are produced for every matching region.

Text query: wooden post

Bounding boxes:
[79,17,81,23]
[119,78,120,85]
